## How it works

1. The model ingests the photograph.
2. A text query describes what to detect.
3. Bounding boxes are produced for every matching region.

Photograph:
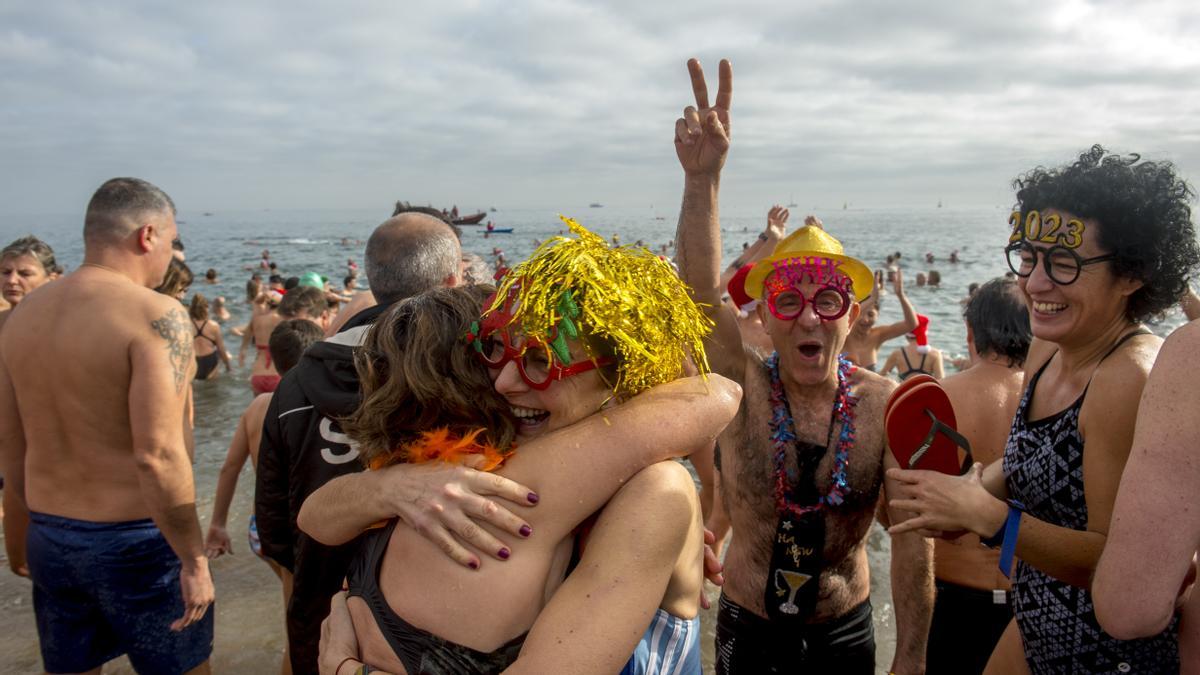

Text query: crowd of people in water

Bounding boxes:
[3,57,1200,675]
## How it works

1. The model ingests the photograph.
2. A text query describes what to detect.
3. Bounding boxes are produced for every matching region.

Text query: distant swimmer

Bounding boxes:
[189,293,232,381]
[0,177,214,673]
[241,277,285,394]
[156,257,194,301]
[881,314,945,380]
[204,267,219,284]
[842,268,918,372]
[211,295,231,322]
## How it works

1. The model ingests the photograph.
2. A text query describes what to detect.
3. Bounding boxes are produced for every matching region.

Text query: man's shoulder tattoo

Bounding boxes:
[150,306,194,393]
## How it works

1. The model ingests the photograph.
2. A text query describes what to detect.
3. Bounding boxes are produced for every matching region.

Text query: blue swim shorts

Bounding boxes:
[27,511,214,674]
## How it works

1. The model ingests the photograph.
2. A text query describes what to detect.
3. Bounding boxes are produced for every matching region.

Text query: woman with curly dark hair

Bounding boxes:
[887,145,1199,673]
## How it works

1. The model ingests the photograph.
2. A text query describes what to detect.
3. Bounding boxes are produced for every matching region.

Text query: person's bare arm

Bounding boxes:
[503,461,696,675]
[204,404,253,558]
[884,445,934,674]
[718,206,788,289]
[213,321,232,371]
[129,302,213,630]
[871,269,920,344]
[1096,322,1200,638]
[672,58,745,381]
[238,316,254,367]
[0,348,29,577]
[298,460,539,565]
[880,349,901,378]
[931,350,945,380]
[300,375,741,568]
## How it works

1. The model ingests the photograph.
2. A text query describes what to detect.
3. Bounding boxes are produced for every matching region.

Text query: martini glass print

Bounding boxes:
[775,569,812,615]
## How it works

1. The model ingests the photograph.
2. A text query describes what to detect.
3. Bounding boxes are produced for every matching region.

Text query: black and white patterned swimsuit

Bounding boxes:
[1003,332,1179,674]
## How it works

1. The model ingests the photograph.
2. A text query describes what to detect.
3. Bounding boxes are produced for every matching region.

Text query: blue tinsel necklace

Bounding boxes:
[767,352,857,518]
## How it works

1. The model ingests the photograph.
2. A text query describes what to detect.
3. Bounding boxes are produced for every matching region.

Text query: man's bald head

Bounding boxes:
[84,177,176,247]
[365,213,461,306]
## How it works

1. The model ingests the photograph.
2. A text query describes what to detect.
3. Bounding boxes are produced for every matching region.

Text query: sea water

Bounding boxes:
[0,205,1191,672]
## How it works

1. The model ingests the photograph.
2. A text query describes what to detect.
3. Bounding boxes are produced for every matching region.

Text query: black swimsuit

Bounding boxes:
[1004,330,1178,673]
[898,349,931,380]
[193,320,220,380]
[345,520,527,674]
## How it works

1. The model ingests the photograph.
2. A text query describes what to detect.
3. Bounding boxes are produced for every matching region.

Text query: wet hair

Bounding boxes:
[205,268,218,281]
[928,270,941,286]
[268,274,283,285]
[1,236,61,276]
[279,285,326,319]
[284,276,299,291]
[461,252,494,286]
[246,278,262,303]
[343,275,356,287]
[365,214,460,306]
[268,318,324,376]
[343,285,517,468]
[83,178,176,246]
[155,259,193,297]
[1014,145,1200,322]
[189,293,210,322]
[963,278,1031,367]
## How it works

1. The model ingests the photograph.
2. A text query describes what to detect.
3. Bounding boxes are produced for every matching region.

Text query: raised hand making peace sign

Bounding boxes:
[674,58,732,177]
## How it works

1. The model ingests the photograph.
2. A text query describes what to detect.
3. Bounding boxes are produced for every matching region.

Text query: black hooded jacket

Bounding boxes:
[254,304,387,675]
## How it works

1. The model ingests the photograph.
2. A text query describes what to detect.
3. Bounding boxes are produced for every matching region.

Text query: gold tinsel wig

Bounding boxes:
[485,216,712,397]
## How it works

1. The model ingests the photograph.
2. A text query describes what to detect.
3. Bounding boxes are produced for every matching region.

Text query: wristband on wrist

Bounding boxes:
[981,500,1024,579]
[335,657,360,675]
[758,232,769,242]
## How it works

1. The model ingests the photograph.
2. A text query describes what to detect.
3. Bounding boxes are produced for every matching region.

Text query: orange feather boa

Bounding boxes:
[368,427,513,472]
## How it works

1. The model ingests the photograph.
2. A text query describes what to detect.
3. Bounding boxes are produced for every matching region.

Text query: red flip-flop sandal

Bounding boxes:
[884,373,937,434]
[885,381,974,475]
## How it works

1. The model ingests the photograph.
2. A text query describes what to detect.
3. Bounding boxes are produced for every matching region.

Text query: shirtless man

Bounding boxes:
[0,178,214,674]
[842,268,918,372]
[927,278,1029,674]
[671,59,931,673]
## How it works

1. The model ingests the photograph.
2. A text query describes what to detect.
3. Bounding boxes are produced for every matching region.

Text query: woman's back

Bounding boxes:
[192,319,220,357]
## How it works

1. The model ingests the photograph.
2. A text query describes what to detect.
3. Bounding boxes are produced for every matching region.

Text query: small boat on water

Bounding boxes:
[481,228,513,234]
[589,203,603,208]
[453,212,487,225]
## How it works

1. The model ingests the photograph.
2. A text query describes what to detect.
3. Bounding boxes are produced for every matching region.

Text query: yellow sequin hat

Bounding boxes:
[744,225,874,301]
[486,216,712,397]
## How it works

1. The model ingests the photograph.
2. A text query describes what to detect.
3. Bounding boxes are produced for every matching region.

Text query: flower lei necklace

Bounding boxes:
[767,352,857,518]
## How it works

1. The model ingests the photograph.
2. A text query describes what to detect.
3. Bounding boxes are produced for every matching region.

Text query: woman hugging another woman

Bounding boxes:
[303,218,741,675]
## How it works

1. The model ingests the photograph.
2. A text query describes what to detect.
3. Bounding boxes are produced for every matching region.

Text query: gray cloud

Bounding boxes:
[1,0,1198,216]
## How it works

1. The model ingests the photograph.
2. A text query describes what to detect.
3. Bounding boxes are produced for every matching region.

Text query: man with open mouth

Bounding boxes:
[671,58,933,674]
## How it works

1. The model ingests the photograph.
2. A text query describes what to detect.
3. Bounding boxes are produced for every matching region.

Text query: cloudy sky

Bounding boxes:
[2,0,1198,216]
